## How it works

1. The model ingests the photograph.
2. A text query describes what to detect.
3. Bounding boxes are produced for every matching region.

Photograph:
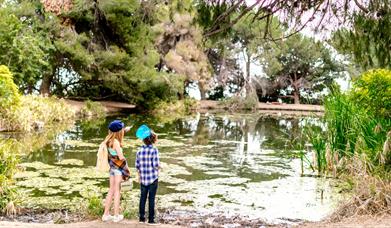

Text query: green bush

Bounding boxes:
[0,139,20,213]
[1,95,75,132]
[308,90,391,175]
[87,195,104,217]
[351,69,391,118]
[0,65,20,112]
[80,100,106,118]
[221,94,258,111]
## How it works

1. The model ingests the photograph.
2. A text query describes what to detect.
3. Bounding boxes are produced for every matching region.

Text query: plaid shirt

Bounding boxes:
[135,145,159,186]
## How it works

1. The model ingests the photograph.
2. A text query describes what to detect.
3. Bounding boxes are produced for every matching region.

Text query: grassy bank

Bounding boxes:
[307,69,391,219]
[0,66,79,214]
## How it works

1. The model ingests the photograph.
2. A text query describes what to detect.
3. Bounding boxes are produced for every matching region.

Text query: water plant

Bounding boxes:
[305,69,391,217]
[86,196,104,217]
[0,139,20,215]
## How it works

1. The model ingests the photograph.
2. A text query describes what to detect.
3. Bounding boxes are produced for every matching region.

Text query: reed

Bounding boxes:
[308,91,391,175]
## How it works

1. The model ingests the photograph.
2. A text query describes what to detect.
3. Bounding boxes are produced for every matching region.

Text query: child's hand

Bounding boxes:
[119,155,126,161]
[124,126,131,133]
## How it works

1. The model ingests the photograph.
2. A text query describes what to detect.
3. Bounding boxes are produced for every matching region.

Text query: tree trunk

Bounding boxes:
[40,73,53,96]
[199,81,206,100]
[292,72,300,104]
[27,84,34,94]
[244,50,252,98]
[293,89,300,104]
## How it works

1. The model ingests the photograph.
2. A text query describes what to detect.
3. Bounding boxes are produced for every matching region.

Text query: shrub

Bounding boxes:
[86,196,104,217]
[0,65,20,112]
[1,95,75,132]
[80,100,106,118]
[351,69,391,118]
[220,93,258,111]
[0,139,20,214]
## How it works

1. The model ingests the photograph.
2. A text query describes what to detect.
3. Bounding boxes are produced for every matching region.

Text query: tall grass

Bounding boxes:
[308,91,391,175]
[1,95,75,132]
[0,139,19,215]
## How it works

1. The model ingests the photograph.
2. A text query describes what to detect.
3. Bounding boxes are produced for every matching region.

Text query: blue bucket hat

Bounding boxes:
[108,120,125,132]
[136,124,151,140]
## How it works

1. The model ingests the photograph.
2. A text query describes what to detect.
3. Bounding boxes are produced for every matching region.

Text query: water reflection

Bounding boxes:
[15,113,339,223]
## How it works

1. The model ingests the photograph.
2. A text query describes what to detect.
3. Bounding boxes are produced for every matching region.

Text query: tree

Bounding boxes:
[332,4,391,69]
[232,14,282,98]
[153,0,212,100]
[0,5,53,93]
[0,0,185,109]
[260,34,345,104]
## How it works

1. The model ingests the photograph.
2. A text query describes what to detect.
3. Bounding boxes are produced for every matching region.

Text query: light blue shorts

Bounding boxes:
[109,168,122,176]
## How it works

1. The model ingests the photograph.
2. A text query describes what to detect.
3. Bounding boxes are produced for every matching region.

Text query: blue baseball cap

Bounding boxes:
[136,124,151,140]
[108,120,125,132]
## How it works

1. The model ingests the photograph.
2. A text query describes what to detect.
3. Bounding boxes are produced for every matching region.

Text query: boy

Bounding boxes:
[135,125,160,225]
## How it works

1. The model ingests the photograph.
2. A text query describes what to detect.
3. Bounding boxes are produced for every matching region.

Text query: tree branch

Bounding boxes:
[353,0,369,13]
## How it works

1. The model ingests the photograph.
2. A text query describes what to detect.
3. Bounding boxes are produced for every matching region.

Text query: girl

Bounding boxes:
[101,120,130,223]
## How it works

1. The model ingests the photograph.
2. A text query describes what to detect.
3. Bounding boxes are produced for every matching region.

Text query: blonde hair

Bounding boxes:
[103,129,124,148]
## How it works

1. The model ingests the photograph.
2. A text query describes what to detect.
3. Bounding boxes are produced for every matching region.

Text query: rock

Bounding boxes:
[33,121,44,131]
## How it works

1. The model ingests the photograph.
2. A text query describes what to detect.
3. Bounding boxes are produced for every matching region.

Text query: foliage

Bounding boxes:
[0,6,53,92]
[80,100,106,118]
[0,65,20,112]
[86,196,104,217]
[220,93,258,111]
[260,34,345,104]
[0,139,20,214]
[0,0,185,109]
[154,0,212,99]
[351,69,391,118]
[308,89,391,175]
[1,95,75,132]
[332,2,391,69]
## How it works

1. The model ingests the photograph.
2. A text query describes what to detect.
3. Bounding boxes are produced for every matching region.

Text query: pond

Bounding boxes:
[14,113,341,224]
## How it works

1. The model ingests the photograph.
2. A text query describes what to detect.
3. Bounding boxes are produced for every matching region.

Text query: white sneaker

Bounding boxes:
[113,214,124,223]
[102,214,113,222]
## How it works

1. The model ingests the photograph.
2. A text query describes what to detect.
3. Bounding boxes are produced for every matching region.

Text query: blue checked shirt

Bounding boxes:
[135,145,159,186]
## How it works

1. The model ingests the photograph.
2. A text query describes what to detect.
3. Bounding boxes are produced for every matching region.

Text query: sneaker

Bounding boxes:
[139,220,146,224]
[101,214,113,222]
[147,221,160,226]
[113,214,124,223]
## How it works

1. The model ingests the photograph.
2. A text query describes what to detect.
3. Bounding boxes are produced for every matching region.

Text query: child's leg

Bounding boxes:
[147,180,158,223]
[103,176,115,216]
[113,175,122,215]
[139,184,148,221]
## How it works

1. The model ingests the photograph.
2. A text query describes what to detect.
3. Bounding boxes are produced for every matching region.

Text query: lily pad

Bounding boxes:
[16,176,70,188]
[43,167,107,179]
[20,161,56,170]
[14,171,40,179]
[55,159,84,166]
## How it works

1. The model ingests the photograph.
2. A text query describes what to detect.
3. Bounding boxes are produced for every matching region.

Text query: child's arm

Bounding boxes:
[113,139,125,160]
[135,151,141,183]
[152,148,160,171]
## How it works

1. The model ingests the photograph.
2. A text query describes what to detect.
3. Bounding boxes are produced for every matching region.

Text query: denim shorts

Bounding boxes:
[109,168,122,176]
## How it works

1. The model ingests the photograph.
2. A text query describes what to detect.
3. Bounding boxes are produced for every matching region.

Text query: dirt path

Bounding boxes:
[0,220,183,228]
[298,215,391,228]
[2,216,391,228]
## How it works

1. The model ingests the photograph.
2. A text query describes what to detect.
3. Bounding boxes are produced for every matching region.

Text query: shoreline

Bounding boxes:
[2,211,391,228]
[65,99,324,115]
